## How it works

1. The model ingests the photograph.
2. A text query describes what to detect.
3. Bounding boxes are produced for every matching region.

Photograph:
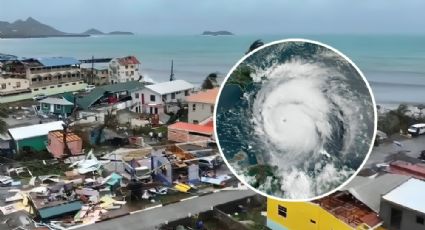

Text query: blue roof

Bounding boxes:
[37,57,80,67]
[38,201,82,219]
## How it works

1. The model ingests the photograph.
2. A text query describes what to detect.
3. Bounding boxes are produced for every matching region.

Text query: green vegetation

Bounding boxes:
[245,39,265,54]
[378,104,425,135]
[247,164,281,192]
[227,65,254,90]
[0,105,10,134]
[201,72,219,90]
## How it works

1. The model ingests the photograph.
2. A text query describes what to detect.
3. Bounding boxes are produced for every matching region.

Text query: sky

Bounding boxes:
[0,0,424,35]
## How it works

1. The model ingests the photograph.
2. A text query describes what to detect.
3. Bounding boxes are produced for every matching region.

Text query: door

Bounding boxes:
[390,207,402,229]
[155,107,158,114]
[150,107,153,114]
[141,93,145,104]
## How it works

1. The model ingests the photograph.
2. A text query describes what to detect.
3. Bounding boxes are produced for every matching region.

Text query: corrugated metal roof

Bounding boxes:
[50,131,81,143]
[186,88,219,104]
[36,57,80,67]
[146,80,194,95]
[383,178,425,213]
[38,201,82,219]
[80,63,109,70]
[39,97,73,106]
[344,174,411,212]
[117,56,140,65]
[8,121,64,140]
[77,81,145,110]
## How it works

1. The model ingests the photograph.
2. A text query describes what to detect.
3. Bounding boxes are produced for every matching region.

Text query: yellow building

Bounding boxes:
[267,198,353,230]
[267,192,384,230]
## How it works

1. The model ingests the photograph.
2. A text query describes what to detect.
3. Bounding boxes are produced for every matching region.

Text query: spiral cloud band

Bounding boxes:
[216,40,376,200]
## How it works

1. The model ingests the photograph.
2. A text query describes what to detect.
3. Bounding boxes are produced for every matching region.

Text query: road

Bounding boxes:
[77,189,256,230]
[365,134,425,168]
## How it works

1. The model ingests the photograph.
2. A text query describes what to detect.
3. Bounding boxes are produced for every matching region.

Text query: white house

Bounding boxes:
[109,56,141,84]
[131,80,194,115]
[186,88,219,124]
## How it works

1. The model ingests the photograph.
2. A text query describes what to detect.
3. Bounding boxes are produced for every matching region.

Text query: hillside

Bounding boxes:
[0,17,87,38]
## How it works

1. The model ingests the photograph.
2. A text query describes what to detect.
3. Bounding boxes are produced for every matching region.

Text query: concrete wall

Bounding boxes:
[0,81,86,103]
[188,102,214,124]
[47,132,82,158]
[152,154,172,184]
[0,77,30,93]
[167,128,211,144]
[267,198,353,230]
[380,199,425,230]
[108,59,140,83]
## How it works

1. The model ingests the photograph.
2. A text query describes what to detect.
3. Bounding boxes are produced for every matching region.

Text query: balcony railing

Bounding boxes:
[29,66,80,74]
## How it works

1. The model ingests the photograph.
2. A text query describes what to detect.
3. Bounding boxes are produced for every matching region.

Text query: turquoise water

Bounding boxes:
[1,34,425,104]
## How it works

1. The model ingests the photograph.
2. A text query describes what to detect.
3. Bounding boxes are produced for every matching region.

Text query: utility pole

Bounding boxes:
[169,60,175,81]
[91,55,94,85]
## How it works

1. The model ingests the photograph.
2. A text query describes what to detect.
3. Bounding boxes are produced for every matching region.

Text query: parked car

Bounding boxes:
[85,85,96,92]
[198,155,223,170]
[32,93,47,100]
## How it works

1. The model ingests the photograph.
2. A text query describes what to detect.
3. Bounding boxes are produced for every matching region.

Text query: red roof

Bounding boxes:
[118,56,140,65]
[186,88,219,104]
[168,122,213,135]
[389,160,425,180]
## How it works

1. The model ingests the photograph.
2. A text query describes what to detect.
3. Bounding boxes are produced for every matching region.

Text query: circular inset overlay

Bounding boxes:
[215,39,376,201]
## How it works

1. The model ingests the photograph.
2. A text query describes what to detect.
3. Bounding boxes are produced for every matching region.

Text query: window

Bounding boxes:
[211,105,214,113]
[34,88,39,91]
[131,71,134,75]
[125,65,128,69]
[192,104,196,111]
[135,93,139,99]
[278,205,287,218]
[150,95,156,102]
[16,82,21,88]
[57,84,62,88]
[56,104,62,110]
[65,84,69,86]
[417,216,424,225]
[1,83,6,89]
[43,103,49,109]
[171,93,176,99]
[162,95,167,101]
[42,87,46,90]
[185,90,189,96]
[72,83,76,85]
[50,86,55,88]
[193,120,199,124]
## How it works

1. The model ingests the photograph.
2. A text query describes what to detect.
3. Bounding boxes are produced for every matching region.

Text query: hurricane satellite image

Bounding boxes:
[215,39,376,200]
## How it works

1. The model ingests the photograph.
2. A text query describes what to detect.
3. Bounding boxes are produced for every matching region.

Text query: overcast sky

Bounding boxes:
[0,0,424,35]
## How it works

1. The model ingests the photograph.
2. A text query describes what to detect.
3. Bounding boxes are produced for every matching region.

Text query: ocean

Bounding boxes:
[1,34,425,105]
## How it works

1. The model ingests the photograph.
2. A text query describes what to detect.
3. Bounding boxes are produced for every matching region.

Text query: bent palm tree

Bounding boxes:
[246,39,264,54]
[201,72,219,90]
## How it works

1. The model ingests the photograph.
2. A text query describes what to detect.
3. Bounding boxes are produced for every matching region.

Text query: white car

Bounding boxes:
[85,85,96,92]
[408,123,425,137]
[33,93,47,100]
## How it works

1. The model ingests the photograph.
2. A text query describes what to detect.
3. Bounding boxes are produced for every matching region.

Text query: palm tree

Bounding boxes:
[201,72,219,90]
[246,39,264,54]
